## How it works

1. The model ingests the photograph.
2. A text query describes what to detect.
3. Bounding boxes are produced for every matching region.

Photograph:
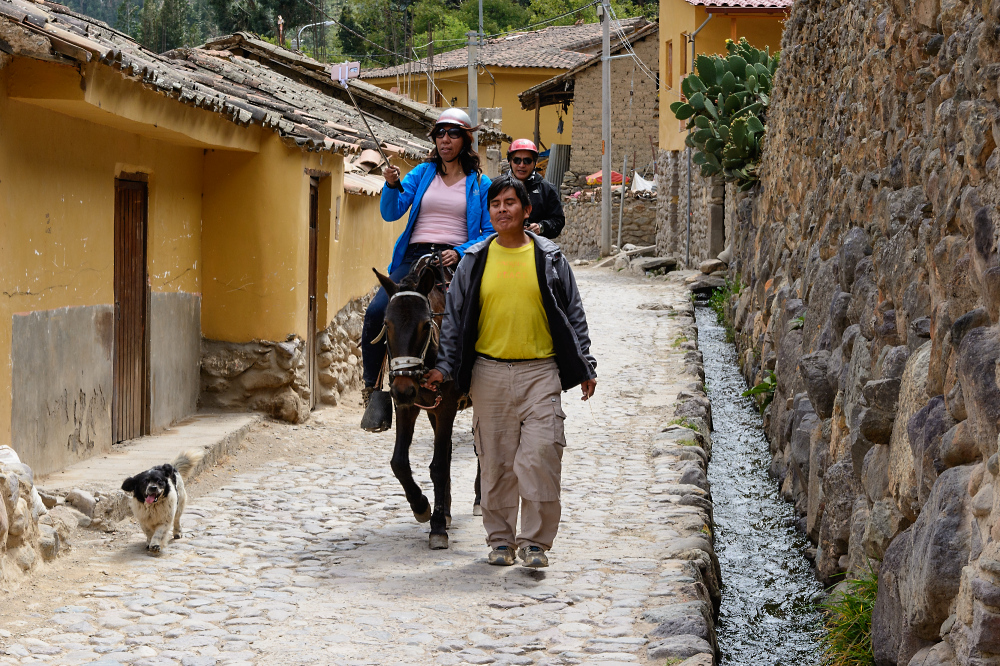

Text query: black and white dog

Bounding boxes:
[121,450,204,553]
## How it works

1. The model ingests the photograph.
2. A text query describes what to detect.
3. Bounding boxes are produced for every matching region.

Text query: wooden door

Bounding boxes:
[307,179,319,410]
[113,177,149,442]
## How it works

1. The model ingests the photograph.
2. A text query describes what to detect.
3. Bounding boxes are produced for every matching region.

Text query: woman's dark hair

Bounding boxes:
[487,174,531,211]
[425,126,481,176]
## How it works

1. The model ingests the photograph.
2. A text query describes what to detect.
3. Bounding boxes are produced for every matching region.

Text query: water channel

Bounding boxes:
[696,307,826,665]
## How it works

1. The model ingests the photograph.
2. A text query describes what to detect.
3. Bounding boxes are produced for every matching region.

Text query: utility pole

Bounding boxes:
[427,27,435,106]
[467,30,479,153]
[478,0,483,46]
[599,0,611,256]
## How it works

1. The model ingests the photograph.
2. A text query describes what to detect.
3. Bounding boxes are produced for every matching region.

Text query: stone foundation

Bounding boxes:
[560,198,657,259]
[315,291,372,407]
[199,291,373,421]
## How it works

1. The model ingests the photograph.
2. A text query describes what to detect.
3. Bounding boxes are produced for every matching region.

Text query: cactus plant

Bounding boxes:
[670,38,780,191]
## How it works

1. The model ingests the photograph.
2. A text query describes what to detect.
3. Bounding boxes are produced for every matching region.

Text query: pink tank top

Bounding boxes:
[409,174,468,246]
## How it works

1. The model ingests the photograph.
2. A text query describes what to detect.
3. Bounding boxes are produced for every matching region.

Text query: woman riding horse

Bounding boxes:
[360,108,493,429]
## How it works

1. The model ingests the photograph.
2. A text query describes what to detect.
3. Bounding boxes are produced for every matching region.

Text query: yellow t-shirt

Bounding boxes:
[476,240,555,360]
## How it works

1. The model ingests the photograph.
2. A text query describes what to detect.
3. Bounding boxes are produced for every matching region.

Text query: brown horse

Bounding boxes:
[373,259,472,549]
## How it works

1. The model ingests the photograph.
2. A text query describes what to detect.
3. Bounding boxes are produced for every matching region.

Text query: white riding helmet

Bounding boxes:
[434,107,476,130]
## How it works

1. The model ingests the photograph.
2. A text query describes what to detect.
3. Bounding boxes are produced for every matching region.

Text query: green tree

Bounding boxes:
[139,0,162,49]
[115,0,141,37]
[337,4,365,56]
[160,0,191,49]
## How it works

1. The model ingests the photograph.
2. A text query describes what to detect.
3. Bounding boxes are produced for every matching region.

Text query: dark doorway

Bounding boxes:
[113,176,149,442]
[307,178,319,410]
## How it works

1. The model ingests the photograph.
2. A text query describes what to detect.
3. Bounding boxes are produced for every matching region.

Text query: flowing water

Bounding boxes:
[696,307,826,665]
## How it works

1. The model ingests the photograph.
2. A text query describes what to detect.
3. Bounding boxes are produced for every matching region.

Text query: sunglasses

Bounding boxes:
[510,156,535,165]
[432,127,465,139]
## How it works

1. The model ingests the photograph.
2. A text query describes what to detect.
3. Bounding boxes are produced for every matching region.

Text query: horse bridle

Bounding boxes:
[372,289,444,409]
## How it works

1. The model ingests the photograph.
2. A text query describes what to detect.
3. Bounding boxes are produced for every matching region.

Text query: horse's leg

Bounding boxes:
[390,405,431,523]
[427,403,456,550]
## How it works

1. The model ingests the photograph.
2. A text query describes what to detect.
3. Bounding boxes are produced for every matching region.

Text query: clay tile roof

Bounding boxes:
[683,0,793,7]
[360,17,648,79]
[0,0,432,158]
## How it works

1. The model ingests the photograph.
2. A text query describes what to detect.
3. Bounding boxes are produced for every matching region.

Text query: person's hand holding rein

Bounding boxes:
[440,249,459,266]
[423,369,444,391]
[581,378,596,401]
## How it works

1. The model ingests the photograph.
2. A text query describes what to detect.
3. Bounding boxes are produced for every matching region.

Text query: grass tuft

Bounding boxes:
[667,417,700,431]
[707,277,742,342]
[819,567,878,666]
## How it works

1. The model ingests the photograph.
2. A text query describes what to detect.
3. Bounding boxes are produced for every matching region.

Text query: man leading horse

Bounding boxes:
[424,174,597,568]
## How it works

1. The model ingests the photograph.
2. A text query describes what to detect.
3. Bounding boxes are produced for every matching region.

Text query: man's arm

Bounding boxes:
[433,254,473,382]
[536,180,566,239]
[554,255,597,374]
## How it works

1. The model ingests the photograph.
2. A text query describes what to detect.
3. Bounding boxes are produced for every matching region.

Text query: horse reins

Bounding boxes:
[372,289,445,410]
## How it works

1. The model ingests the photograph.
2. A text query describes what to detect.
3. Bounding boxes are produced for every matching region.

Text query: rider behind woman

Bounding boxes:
[361,108,494,427]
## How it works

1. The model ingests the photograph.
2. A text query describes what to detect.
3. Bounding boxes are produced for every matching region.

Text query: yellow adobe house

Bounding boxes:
[0,0,431,475]
[361,18,648,154]
[655,0,788,268]
[658,0,788,151]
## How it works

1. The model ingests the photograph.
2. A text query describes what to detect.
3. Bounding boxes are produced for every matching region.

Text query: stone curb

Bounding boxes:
[644,299,721,666]
[39,414,262,529]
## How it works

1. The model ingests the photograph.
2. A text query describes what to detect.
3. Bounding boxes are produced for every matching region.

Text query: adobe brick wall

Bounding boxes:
[569,34,660,180]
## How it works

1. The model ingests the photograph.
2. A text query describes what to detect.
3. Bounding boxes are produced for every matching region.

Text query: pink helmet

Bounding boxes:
[508,138,538,160]
[434,107,474,130]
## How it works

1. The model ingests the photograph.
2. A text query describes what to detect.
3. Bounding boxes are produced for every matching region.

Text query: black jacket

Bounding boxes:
[523,172,565,239]
[436,232,597,393]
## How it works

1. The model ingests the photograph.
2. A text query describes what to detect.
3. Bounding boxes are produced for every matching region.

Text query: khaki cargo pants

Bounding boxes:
[469,356,567,551]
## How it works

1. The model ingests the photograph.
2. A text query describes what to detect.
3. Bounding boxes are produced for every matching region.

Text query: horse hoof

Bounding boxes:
[414,506,432,523]
[429,534,449,550]
[473,504,482,516]
[446,515,452,528]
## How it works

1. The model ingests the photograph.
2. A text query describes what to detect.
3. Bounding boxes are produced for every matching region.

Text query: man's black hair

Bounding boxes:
[487,174,532,210]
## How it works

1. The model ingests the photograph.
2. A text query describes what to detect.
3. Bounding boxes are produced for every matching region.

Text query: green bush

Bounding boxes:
[669,38,780,191]
[819,568,878,666]
[742,370,776,410]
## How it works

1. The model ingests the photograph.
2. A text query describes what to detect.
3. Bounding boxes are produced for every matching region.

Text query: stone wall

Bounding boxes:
[560,198,657,259]
[200,291,373,422]
[723,0,1000,664]
[570,33,660,179]
[655,150,716,269]
[1,452,69,586]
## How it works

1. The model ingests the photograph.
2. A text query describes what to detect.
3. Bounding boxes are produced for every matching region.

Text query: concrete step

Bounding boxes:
[38,412,261,523]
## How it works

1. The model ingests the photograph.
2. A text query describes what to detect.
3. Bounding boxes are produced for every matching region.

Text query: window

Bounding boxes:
[665,40,673,89]
[680,33,689,74]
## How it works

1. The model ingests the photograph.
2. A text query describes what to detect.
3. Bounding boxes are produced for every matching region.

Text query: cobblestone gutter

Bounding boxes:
[641,297,722,665]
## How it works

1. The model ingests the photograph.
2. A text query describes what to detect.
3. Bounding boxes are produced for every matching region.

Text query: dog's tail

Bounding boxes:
[172,449,205,480]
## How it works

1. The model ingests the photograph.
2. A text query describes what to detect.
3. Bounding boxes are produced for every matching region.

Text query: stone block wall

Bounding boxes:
[570,34,660,179]
[200,291,373,422]
[560,198,657,259]
[721,0,1000,664]
[655,149,715,269]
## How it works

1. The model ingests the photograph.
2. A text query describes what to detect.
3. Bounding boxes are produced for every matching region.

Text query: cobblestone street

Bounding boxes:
[0,268,705,666]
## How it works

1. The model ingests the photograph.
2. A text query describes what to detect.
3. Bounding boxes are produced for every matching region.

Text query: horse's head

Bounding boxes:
[373,266,440,407]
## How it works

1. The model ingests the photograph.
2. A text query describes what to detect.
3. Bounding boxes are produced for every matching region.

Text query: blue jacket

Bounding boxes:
[380,162,494,272]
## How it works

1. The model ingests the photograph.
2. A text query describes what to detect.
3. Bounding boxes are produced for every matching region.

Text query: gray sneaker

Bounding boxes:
[517,546,549,568]
[488,546,515,566]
